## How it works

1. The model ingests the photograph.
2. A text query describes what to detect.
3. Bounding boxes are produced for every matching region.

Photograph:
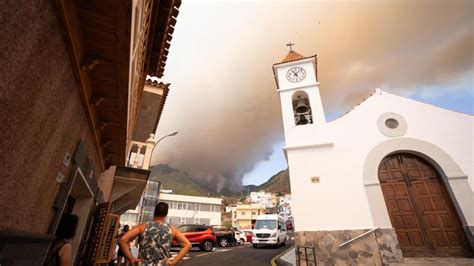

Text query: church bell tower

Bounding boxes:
[272,44,326,143]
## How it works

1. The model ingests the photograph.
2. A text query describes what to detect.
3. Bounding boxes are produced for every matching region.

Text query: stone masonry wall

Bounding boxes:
[295,228,403,265]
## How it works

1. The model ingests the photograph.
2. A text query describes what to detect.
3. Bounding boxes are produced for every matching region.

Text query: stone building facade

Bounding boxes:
[0,0,181,264]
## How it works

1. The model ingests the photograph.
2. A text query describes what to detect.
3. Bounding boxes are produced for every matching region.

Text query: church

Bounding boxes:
[272,47,473,264]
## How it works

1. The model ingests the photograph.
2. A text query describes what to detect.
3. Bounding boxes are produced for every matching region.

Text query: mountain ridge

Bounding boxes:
[150,164,290,197]
[246,168,290,194]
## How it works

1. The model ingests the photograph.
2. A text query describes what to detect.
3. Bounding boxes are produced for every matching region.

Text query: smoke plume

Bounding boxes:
[150,0,473,192]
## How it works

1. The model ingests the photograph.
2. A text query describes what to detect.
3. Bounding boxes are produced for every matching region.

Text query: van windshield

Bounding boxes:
[255,220,277,230]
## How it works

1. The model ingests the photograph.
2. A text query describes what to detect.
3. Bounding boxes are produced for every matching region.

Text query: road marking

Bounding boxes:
[170,251,191,260]
[271,246,294,266]
[196,252,214,258]
[195,245,247,258]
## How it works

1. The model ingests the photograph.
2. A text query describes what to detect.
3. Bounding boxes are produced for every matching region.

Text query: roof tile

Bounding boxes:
[273,50,316,66]
[282,50,305,62]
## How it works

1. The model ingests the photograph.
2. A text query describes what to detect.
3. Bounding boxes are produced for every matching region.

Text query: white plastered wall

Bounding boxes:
[284,90,473,232]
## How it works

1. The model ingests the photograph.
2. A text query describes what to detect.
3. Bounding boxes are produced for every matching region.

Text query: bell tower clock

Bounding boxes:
[272,43,326,137]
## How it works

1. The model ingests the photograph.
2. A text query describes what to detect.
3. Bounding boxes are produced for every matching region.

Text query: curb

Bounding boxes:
[271,245,295,266]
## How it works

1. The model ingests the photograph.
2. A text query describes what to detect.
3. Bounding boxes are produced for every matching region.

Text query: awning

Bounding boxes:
[109,166,150,215]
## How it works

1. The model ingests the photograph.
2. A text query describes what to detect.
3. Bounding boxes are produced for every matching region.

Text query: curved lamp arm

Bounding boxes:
[150,130,178,158]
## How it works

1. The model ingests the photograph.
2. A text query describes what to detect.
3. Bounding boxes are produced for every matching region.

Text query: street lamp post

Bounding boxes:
[150,130,178,156]
[141,130,178,170]
[137,130,178,223]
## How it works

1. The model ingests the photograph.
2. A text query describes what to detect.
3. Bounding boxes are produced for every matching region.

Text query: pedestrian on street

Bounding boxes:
[118,202,191,265]
[117,225,131,266]
[44,213,79,266]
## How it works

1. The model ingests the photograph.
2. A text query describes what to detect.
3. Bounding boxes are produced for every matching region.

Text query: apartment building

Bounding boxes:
[159,193,222,225]
[231,203,265,229]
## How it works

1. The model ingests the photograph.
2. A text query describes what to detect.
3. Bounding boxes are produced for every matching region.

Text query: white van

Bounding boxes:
[252,214,287,248]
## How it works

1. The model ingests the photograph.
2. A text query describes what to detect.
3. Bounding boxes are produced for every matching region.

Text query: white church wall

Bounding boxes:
[288,145,376,230]
[287,90,473,233]
[366,91,473,188]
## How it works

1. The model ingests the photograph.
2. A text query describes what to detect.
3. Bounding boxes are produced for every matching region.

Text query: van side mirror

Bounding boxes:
[278,225,281,230]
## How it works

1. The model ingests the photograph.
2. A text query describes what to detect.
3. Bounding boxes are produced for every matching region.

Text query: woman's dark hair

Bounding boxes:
[119,224,130,236]
[154,202,169,217]
[55,214,79,240]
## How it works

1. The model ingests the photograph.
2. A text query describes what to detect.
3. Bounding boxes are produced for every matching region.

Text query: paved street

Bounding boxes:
[171,240,294,266]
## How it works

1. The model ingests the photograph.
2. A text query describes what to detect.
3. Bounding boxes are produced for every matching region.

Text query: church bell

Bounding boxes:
[295,97,309,113]
[296,114,309,125]
[293,95,313,126]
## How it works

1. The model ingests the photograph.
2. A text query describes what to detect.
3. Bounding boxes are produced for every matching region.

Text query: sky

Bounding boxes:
[150,0,473,190]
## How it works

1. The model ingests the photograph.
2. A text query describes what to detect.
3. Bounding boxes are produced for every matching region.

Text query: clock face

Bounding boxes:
[286,67,306,83]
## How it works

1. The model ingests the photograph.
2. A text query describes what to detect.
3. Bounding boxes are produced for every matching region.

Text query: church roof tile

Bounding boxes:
[274,50,316,66]
[282,50,305,62]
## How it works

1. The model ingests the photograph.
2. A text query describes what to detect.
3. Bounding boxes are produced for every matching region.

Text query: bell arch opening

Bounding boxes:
[292,91,312,126]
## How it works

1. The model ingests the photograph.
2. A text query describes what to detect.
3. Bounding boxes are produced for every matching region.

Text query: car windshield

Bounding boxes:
[255,220,277,230]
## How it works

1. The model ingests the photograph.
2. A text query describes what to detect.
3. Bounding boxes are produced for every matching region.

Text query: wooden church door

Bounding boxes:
[378,153,471,257]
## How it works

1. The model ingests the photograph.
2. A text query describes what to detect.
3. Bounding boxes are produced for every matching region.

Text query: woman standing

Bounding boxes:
[117,225,131,266]
[44,214,79,266]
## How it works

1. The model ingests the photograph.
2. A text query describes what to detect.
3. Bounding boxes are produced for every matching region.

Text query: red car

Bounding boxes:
[241,230,253,242]
[286,220,294,231]
[174,224,216,252]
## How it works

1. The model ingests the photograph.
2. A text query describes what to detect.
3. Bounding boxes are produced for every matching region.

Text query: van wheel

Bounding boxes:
[200,240,214,252]
[253,244,258,248]
[282,238,286,246]
[275,239,280,248]
[239,238,245,245]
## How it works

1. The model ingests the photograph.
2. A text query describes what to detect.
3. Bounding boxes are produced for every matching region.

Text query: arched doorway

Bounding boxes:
[378,153,471,257]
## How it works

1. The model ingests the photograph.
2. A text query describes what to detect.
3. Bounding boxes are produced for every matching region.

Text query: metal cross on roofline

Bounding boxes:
[286,42,295,51]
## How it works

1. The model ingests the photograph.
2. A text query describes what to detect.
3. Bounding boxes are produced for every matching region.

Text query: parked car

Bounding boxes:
[286,219,294,231]
[175,224,216,252]
[241,230,253,243]
[211,225,237,247]
[252,214,287,248]
[234,230,246,245]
